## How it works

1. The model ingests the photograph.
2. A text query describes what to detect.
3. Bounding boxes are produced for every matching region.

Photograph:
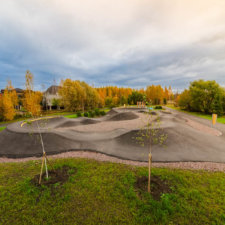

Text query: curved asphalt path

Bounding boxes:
[0,108,225,163]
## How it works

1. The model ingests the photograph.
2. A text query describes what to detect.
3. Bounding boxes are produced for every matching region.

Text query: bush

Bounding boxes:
[84,112,88,117]
[88,111,95,118]
[94,108,100,116]
[100,111,106,116]
[76,111,82,117]
[155,105,162,109]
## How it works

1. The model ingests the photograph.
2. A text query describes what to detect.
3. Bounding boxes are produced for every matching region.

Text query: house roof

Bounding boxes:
[1,88,24,94]
[45,85,60,95]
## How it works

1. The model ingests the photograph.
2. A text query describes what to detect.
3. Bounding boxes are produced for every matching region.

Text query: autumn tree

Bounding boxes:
[146,85,164,105]
[81,81,100,110]
[0,81,18,121]
[23,70,42,116]
[59,79,100,111]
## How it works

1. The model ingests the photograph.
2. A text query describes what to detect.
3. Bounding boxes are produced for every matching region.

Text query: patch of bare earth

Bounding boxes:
[135,176,172,200]
[186,118,222,136]
[0,151,225,172]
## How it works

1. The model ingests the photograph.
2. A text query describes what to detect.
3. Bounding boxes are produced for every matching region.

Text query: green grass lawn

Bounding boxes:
[0,126,6,132]
[167,105,225,124]
[0,158,224,225]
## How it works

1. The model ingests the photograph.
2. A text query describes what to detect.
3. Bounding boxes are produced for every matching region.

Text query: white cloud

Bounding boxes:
[0,0,225,89]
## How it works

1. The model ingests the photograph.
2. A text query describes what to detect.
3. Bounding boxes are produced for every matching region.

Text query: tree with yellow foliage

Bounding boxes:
[0,81,18,121]
[23,70,42,116]
[59,79,99,111]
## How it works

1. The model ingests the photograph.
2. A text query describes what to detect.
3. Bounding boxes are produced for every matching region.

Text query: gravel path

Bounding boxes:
[186,118,222,136]
[0,151,224,172]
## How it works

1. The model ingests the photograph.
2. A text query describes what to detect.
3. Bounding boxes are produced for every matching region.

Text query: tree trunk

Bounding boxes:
[148,153,152,193]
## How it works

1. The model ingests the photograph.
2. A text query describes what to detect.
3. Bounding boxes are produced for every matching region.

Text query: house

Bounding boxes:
[43,85,61,110]
[0,88,24,110]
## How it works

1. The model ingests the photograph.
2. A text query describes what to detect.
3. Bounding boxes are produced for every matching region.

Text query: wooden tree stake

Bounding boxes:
[148,153,152,193]
[39,154,45,184]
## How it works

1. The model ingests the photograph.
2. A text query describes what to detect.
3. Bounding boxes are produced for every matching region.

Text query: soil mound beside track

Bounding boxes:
[149,111,157,115]
[107,112,139,121]
[56,118,100,128]
[56,121,81,128]
[81,119,100,125]
[106,109,118,116]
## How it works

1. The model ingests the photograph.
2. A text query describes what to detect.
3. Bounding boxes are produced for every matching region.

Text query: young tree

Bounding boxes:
[23,71,42,116]
[136,115,167,193]
[23,70,48,183]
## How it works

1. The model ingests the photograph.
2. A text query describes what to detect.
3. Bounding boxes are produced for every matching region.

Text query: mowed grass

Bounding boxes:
[0,126,6,132]
[167,105,225,124]
[0,158,224,225]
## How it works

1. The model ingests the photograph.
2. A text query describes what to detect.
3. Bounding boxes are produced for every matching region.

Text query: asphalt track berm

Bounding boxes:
[0,108,225,162]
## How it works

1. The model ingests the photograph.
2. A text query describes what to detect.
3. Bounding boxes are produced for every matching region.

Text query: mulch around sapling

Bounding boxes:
[135,175,172,201]
[32,165,77,187]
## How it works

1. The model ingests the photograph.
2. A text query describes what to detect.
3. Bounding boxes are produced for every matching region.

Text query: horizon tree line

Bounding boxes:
[0,70,176,121]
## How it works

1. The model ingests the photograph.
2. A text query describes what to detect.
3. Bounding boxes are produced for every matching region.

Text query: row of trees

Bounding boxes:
[0,71,175,120]
[0,71,42,121]
[96,85,174,107]
[178,80,225,116]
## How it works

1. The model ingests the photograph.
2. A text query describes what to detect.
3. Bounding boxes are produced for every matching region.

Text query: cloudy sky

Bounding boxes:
[0,0,225,91]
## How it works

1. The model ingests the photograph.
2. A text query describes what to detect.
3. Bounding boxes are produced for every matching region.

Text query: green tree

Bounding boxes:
[189,80,223,114]
[128,91,144,105]
[178,89,192,110]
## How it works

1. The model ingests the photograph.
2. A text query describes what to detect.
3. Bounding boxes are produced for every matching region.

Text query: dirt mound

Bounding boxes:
[149,111,157,115]
[107,112,138,121]
[56,121,81,128]
[135,176,172,200]
[107,109,118,116]
[32,166,77,186]
[81,119,100,125]
[161,111,172,114]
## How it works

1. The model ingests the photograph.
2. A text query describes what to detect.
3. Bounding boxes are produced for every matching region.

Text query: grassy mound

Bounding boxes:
[0,158,224,225]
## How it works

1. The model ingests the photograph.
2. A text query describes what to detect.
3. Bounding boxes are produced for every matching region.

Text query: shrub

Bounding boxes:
[94,108,100,116]
[155,105,162,109]
[88,111,95,118]
[100,111,106,116]
[76,111,82,117]
[84,112,88,117]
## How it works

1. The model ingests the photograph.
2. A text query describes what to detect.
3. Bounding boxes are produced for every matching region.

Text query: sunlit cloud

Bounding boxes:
[0,0,225,90]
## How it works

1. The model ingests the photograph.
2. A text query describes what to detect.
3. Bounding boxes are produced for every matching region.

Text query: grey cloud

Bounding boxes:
[0,0,225,90]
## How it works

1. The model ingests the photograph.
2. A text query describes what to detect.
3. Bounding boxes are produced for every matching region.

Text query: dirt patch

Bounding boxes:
[135,176,172,201]
[106,109,118,116]
[161,110,172,114]
[56,121,80,128]
[32,165,77,187]
[107,112,139,121]
[81,119,100,125]
[149,111,157,115]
